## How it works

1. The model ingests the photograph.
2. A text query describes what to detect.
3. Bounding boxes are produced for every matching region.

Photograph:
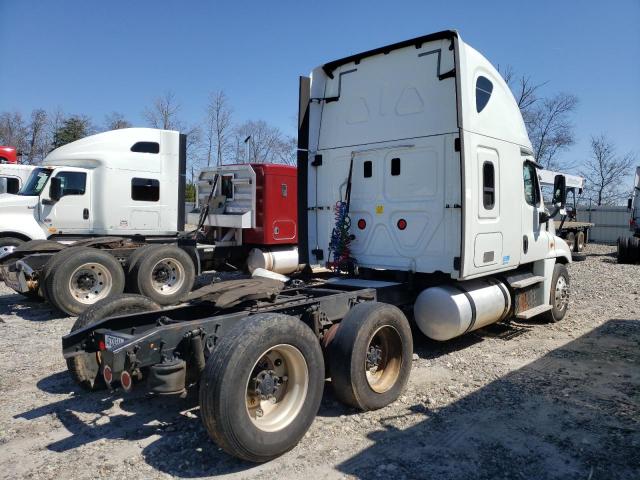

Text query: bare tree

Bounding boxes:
[275,135,297,166]
[500,66,578,170]
[233,120,294,164]
[143,91,181,130]
[0,111,28,153]
[203,91,233,166]
[581,134,635,206]
[184,123,204,183]
[104,111,132,130]
[499,65,546,111]
[47,107,66,153]
[528,93,578,170]
[24,109,49,164]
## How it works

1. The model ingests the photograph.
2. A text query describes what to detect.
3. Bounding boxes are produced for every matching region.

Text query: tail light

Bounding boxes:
[120,371,133,392]
[103,365,113,385]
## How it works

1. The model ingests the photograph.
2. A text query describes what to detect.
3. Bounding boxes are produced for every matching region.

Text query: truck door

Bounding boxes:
[520,161,549,263]
[40,170,92,233]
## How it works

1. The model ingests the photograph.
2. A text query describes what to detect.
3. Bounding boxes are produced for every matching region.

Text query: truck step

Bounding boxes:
[232,193,253,200]
[508,275,544,289]
[515,303,552,319]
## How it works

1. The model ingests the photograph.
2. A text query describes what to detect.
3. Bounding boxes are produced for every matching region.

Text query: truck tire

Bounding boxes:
[128,244,195,305]
[125,244,156,286]
[618,237,629,263]
[67,294,161,391]
[199,313,325,463]
[564,232,575,251]
[328,302,413,411]
[630,237,640,264]
[45,246,126,316]
[541,263,570,323]
[0,236,25,258]
[574,231,585,253]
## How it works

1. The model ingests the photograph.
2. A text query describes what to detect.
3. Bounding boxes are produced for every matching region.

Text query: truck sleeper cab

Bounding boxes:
[61,30,572,463]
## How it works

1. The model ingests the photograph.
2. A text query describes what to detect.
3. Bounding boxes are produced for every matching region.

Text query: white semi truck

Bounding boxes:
[539,169,592,252]
[618,166,640,263]
[62,31,572,463]
[0,164,36,195]
[0,128,299,315]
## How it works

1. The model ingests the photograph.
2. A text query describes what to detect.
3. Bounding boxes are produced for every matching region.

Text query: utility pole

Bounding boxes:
[244,135,252,163]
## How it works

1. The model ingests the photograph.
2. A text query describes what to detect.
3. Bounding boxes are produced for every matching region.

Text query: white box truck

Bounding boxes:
[62,31,572,463]
[0,128,298,314]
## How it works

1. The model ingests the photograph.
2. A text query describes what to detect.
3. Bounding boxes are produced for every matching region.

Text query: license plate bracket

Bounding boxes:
[103,333,128,350]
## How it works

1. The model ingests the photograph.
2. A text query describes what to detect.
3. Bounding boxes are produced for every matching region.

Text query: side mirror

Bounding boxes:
[552,174,567,208]
[539,210,550,224]
[628,198,633,210]
[49,176,62,202]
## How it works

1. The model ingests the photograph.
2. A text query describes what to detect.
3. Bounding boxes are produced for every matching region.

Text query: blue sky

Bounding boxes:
[1,0,638,173]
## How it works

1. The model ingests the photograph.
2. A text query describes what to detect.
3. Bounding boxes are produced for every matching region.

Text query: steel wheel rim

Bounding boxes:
[245,344,309,433]
[365,325,403,393]
[69,262,113,304]
[555,275,569,311]
[150,258,185,295]
[0,245,17,259]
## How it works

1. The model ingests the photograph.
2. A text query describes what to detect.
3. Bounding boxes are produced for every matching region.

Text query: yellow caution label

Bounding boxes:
[48,227,57,233]
[375,205,384,215]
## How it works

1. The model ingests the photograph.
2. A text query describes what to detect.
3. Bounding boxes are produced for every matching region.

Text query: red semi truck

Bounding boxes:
[0,146,18,164]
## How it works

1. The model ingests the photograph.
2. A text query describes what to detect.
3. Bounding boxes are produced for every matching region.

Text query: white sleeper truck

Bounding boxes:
[0,128,298,315]
[61,31,572,463]
[618,166,640,263]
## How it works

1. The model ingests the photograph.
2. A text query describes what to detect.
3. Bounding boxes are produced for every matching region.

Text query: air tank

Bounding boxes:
[247,246,300,275]
[413,278,511,341]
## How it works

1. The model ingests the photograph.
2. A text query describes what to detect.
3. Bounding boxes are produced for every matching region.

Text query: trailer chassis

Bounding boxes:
[62,282,405,394]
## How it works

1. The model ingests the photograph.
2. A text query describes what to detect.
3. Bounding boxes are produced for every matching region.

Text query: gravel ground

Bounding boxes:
[0,243,638,480]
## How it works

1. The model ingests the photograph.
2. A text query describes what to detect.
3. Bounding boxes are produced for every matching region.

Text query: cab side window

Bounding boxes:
[523,163,540,206]
[57,172,87,196]
[131,178,160,202]
[7,177,20,194]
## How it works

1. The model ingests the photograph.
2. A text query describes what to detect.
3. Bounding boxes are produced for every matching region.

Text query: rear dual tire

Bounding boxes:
[44,247,126,316]
[126,244,195,306]
[199,313,325,463]
[328,302,413,411]
[618,236,640,264]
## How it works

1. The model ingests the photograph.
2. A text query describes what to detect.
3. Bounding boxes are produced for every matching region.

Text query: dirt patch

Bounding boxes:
[0,243,638,479]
